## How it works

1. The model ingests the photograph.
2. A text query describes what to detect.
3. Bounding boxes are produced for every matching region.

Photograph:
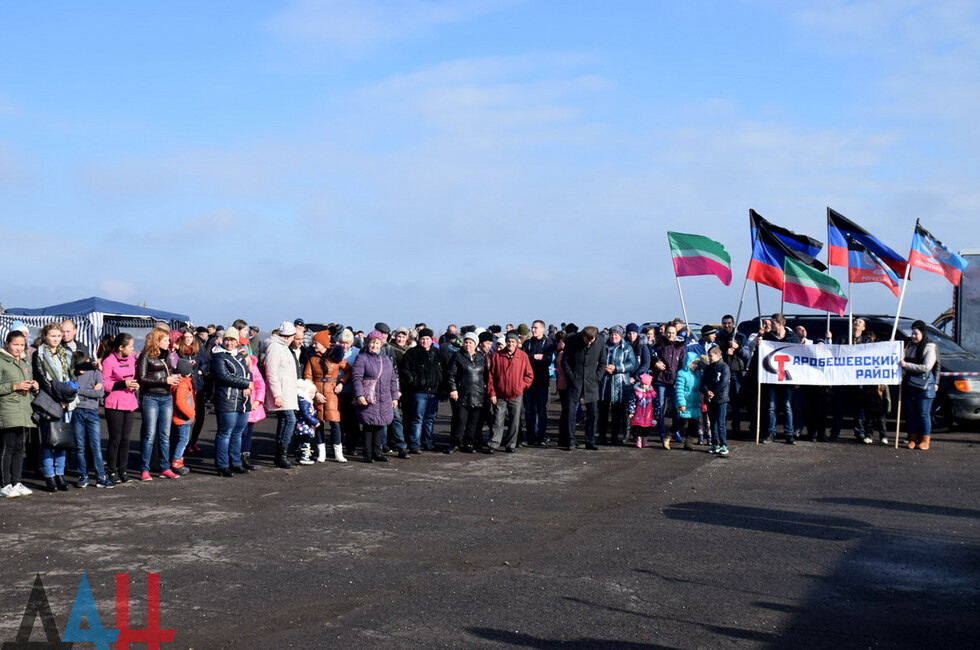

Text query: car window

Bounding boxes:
[896,325,971,357]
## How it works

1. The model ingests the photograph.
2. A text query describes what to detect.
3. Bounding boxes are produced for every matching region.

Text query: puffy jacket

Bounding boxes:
[400,345,443,394]
[628,384,658,429]
[674,351,703,418]
[561,333,607,403]
[136,351,173,395]
[700,360,731,404]
[295,397,319,437]
[352,351,399,427]
[653,338,686,386]
[599,339,637,404]
[264,335,298,412]
[211,347,252,413]
[488,349,534,401]
[171,375,196,425]
[447,350,487,409]
[102,352,139,411]
[630,335,651,380]
[304,350,350,423]
[247,356,266,424]
[523,336,555,388]
[0,348,36,430]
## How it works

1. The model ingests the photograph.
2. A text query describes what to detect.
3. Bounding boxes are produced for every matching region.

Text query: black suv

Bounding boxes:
[737,314,980,429]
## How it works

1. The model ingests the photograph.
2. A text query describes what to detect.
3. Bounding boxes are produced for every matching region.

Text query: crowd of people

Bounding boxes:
[0,313,940,498]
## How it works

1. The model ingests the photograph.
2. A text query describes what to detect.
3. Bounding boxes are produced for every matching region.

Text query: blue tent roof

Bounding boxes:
[6,296,189,322]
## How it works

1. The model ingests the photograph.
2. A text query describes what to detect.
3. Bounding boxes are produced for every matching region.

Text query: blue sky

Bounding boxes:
[2,0,978,332]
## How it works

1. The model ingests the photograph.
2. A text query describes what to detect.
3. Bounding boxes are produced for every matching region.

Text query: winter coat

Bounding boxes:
[0,348,36,430]
[488,348,534,401]
[863,383,892,416]
[903,341,939,398]
[400,345,443,394]
[674,351,703,418]
[211,347,253,413]
[554,344,567,391]
[629,335,651,380]
[628,384,658,428]
[135,351,173,395]
[247,356,266,424]
[599,339,637,404]
[716,329,750,374]
[701,360,730,405]
[303,351,349,424]
[523,336,556,388]
[263,335,299,412]
[352,351,399,427]
[561,333,607,403]
[295,397,319,438]
[101,352,139,411]
[652,338,686,386]
[171,375,196,425]
[447,350,487,409]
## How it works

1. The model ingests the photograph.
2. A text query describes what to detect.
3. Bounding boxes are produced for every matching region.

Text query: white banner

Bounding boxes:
[758,341,903,386]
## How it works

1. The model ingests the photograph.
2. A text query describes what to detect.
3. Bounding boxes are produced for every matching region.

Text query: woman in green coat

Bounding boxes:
[0,329,38,497]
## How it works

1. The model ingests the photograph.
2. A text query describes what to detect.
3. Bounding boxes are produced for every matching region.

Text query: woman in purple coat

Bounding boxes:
[353,331,400,463]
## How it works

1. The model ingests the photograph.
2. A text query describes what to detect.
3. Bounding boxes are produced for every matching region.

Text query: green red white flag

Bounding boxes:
[667,231,732,286]
[782,256,847,316]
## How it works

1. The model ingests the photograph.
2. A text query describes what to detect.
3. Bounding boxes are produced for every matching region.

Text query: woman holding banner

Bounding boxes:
[900,320,939,451]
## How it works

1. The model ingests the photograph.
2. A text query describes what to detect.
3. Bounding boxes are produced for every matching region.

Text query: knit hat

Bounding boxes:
[419,328,434,339]
[701,325,717,337]
[313,330,332,348]
[223,327,240,341]
[463,332,479,344]
[517,323,530,337]
[505,331,520,341]
[296,378,316,401]
[195,326,208,334]
[626,322,640,334]
[278,321,297,336]
[394,327,409,336]
[9,320,29,336]
[176,359,193,376]
[374,322,391,335]
[366,330,385,343]
[609,325,625,336]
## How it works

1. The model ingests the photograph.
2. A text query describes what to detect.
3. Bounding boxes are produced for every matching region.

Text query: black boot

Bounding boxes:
[241,452,255,471]
[54,475,69,491]
[45,477,58,492]
[275,442,293,469]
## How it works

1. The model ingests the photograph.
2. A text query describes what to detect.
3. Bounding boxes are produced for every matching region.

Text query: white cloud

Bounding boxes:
[268,0,514,49]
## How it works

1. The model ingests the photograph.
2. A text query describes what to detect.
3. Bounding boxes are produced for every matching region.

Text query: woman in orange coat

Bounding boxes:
[304,332,351,462]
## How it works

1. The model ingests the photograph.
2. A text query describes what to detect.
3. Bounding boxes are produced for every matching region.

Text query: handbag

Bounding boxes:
[362,375,379,405]
[45,417,77,450]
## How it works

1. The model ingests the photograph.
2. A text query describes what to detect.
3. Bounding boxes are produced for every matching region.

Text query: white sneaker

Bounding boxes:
[1,484,19,498]
[13,483,32,496]
[880,437,889,445]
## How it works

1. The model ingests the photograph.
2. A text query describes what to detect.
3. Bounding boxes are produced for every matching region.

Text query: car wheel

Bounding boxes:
[931,394,953,431]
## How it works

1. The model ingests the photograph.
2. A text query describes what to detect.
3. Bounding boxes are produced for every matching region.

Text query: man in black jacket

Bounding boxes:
[400,328,443,451]
[523,320,555,446]
[560,326,605,450]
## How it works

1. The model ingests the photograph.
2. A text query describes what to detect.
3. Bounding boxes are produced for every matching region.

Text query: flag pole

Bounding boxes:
[734,274,749,326]
[674,273,691,333]
[848,275,854,344]
[755,353,762,444]
[890,257,913,341]
[755,282,762,320]
[894,382,903,449]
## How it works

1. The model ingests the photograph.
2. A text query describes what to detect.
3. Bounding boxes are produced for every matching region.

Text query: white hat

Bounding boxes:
[278,321,297,336]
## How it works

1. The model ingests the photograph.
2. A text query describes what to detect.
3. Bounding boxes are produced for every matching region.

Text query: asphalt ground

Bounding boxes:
[1,399,978,649]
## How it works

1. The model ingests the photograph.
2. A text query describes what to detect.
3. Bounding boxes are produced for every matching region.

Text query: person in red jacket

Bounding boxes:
[169,359,196,476]
[487,332,534,453]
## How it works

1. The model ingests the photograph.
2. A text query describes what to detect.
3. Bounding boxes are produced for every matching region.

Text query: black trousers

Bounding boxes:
[105,408,134,475]
[0,427,28,486]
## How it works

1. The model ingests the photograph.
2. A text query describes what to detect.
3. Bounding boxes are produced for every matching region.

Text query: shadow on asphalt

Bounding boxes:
[466,627,675,649]
[660,501,980,648]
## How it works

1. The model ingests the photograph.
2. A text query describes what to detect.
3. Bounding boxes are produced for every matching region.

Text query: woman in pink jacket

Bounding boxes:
[102,333,140,483]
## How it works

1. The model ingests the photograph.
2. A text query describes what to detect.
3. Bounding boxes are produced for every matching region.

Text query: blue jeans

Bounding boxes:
[39,420,67,477]
[276,410,297,447]
[409,393,439,449]
[767,385,794,438]
[524,384,549,443]
[906,394,933,438]
[140,393,173,473]
[709,401,728,447]
[173,422,191,462]
[654,383,675,439]
[72,408,105,479]
[215,410,248,468]
[387,406,406,450]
